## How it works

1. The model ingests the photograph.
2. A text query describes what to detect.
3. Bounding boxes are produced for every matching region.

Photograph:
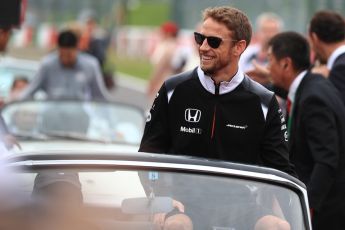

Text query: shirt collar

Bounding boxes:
[288,70,307,103]
[327,45,345,69]
[197,66,244,95]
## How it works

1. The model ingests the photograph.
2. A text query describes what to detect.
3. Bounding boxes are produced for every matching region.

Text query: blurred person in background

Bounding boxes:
[78,9,115,90]
[0,2,26,227]
[147,21,181,101]
[268,32,345,230]
[171,23,202,73]
[30,172,98,230]
[0,1,23,150]
[0,26,16,150]
[239,12,283,86]
[19,30,112,101]
[309,10,345,104]
[78,9,109,68]
[9,76,29,101]
[0,28,11,53]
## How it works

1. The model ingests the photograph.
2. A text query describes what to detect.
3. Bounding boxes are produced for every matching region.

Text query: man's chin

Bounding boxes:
[200,66,215,76]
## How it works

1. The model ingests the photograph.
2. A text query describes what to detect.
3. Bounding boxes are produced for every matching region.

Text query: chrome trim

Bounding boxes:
[9,159,303,189]
[8,159,311,228]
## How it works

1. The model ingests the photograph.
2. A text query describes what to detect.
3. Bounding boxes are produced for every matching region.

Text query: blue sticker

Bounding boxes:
[149,172,159,181]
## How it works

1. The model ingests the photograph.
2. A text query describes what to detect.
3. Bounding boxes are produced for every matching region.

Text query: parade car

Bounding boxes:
[0,151,311,230]
[1,100,145,153]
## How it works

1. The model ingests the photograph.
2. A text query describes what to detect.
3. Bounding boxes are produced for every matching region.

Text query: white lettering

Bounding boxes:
[284,131,288,142]
[180,126,202,134]
[226,124,248,130]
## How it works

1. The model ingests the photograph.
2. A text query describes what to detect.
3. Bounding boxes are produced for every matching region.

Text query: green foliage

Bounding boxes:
[126,2,171,26]
[105,51,152,80]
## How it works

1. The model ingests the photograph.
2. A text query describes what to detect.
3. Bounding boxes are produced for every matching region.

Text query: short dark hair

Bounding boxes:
[57,30,78,48]
[203,6,252,48]
[12,76,28,89]
[268,32,311,71]
[309,10,345,43]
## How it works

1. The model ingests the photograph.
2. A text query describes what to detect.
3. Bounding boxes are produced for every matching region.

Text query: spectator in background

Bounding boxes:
[0,14,21,150]
[239,12,283,85]
[267,32,345,230]
[0,28,11,53]
[19,30,112,101]
[78,9,110,68]
[171,23,202,73]
[9,77,29,101]
[79,10,115,90]
[147,21,180,101]
[309,10,345,104]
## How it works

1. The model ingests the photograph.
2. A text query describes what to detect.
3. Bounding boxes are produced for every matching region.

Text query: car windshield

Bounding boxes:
[2,167,306,230]
[1,101,144,145]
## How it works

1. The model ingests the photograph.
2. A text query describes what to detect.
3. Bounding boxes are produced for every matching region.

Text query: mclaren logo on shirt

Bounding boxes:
[185,109,201,123]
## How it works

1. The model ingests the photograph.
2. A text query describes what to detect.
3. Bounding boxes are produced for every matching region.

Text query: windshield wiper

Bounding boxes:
[40,130,110,144]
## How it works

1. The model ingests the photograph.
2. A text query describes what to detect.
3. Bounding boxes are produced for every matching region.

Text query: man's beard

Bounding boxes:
[202,67,215,76]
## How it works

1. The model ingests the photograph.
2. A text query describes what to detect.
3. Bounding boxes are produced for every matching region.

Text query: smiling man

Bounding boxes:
[139,7,294,229]
[140,6,294,175]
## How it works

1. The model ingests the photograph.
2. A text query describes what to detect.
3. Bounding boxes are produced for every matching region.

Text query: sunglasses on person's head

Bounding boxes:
[194,32,237,49]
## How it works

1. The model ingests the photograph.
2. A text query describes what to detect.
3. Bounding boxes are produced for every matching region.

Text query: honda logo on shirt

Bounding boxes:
[185,109,201,123]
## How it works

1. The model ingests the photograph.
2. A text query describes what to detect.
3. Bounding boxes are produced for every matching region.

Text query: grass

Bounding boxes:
[126,2,171,26]
[105,51,153,81]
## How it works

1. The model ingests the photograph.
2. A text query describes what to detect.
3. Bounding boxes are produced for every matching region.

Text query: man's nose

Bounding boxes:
[199,39,210,51]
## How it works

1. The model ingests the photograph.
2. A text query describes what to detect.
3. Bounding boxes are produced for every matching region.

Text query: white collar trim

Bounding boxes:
[327,45,345,69]
[197,67,244,95]
[288,70,307,103]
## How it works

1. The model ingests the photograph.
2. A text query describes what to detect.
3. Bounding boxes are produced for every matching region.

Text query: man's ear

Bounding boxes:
[309,32,319,43]
[282,57,293,70]
[234,40,247,56]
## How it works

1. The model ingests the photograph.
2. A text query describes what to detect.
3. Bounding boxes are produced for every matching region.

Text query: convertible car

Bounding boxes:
[0,151,311,230]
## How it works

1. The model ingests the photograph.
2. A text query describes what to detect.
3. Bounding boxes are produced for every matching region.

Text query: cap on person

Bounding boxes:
[160,21,179,37]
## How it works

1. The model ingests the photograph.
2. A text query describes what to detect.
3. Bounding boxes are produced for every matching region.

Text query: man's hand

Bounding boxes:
[153,199,185,230]
[246,60,270,85]
[2,134,21,150]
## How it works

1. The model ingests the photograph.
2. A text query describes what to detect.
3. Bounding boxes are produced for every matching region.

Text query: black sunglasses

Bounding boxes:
[194,32,237,49]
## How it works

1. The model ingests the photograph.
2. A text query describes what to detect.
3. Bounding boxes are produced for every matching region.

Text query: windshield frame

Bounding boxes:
[1,99,145,117]
[5,152,311,230]
[0,99,146,145]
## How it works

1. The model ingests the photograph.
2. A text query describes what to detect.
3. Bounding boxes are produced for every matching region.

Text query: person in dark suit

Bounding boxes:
[267,31,345,230]
[309,10,345,104]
